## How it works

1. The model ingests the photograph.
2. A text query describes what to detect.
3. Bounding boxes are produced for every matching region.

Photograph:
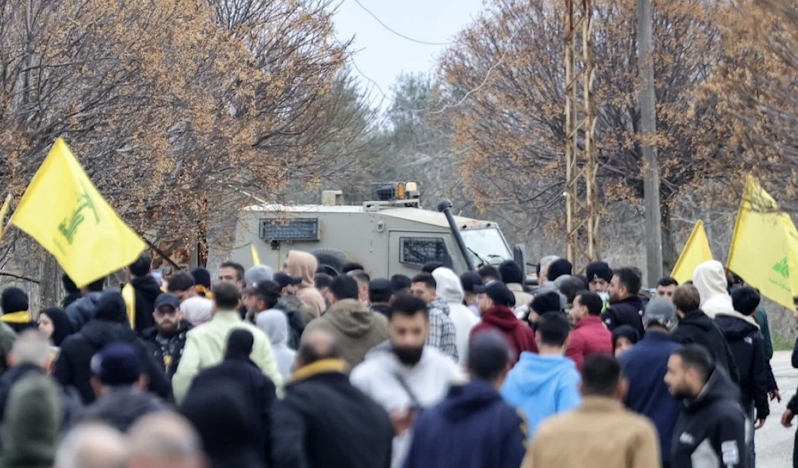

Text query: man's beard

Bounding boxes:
[670,386,695,401]
[392,345,424,366]
[158,322,179,337]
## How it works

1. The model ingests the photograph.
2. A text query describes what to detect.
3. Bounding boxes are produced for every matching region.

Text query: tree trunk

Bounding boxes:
[39,255,60,316]
[661,202,677,276]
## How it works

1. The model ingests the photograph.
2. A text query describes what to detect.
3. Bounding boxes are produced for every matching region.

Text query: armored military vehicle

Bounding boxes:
[231,182,524,278]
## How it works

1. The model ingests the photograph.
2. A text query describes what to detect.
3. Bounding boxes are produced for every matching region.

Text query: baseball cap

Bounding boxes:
[478,281,516,307]
[90,342,142,386]
[273,272,302,290]
[154,293,180,311]
[643,298,676,328]
[460,272,483,294]
[244,265,274,289]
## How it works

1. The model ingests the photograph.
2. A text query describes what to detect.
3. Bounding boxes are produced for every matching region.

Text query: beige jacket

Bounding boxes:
[522,397,661,468]
[285,251,326,317]
[507,283,534,309]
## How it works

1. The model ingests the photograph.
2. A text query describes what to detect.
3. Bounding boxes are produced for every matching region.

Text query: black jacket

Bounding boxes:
[671,368,748,468]
[140,322,192,380]
[53,319,172,404]
[601,296,645,336]
[64,292,103,331]
[276,297,306,349]
[714,314,770,420]
[129,276,162,332]
[370,304,391,319]
[271,360,393,468]
[189,355,276,461]
[671,310,741,385]
[76,387,167,432]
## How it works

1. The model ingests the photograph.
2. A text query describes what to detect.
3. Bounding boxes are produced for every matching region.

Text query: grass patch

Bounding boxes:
[774,335,795,352]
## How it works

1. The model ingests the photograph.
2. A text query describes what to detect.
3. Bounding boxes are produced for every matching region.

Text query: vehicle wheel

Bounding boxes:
[311,248,347,276]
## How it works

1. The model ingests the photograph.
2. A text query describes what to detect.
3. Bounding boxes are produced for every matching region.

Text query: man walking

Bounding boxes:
[471,281,536,363]
[409,273,459,362]
[665,344,748,468]
[501,313,580,437]
[272,329,393,468]
[404,331,526,468]
[566,291,612,370]
[140,293,192,380]
[602,267,646,336]
[619,298,681,468]
[523,354,660,468]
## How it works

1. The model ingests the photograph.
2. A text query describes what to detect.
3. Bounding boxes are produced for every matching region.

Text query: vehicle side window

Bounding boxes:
[399,237,449,267]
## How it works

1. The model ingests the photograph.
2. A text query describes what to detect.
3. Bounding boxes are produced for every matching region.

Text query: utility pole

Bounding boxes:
[637,0,662,286]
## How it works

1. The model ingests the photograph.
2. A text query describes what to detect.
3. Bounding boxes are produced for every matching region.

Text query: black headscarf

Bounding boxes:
[39,307,74,347]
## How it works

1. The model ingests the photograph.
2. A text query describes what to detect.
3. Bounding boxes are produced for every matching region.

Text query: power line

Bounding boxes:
[348,29,519,115]
[350,0,455,46]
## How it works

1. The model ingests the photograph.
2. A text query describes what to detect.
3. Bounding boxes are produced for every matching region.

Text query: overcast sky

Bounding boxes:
[333,0,485,108]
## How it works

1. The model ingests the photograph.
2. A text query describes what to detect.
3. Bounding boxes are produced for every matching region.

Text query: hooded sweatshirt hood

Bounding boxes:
[715,313,760,339]
[324,299,376,338]
[482,306,519,332]
[682,366,740,413]
[432,268,465,304]
[130,275,162,304]
[692,261,734,317]
[501,353,581,437]
[256,309,290,346]
[439,379,501,422]
[285,251,317,289]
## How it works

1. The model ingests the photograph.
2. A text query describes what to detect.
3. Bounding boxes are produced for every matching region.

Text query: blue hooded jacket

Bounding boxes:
[500,352,581,438]
[404,379,526,468]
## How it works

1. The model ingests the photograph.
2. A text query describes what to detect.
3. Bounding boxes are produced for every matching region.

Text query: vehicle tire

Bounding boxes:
[311,248,347,276]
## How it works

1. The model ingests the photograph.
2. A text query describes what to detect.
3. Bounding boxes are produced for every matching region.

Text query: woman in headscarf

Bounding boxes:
[255,310,296,382]
[38,307,75,347]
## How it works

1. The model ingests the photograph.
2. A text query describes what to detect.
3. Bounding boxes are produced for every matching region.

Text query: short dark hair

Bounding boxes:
[62,274,79,294]
[390,274,412,293]
[468,331,512,381]
[129,254,151,277]
[498,261,524,285]
[368,279,393,304]
[421,261,445,274]
[314,273,333,290]
[254,281,281,310]
[559,277,586,305]
[411,273,436,290]
[389,294,429,320]
[330,276,359,301]
[477,266,501,282]
[673,285,701,313]
[673,344,714,383]
[731,286,761,316]
[657,277,679,288]
[226,329,254,357]
[536,312,571,347]
[794,295,798,306]
[613,268,641,296]
[298,333,343,365]
[219,262,245,282]
[86,276,105,293]
[582,355,622,397]
[341,262,365,275]
[213,282,240,310]
[167,273,195,293]
[347,270,370,285]
[576,291,603,316]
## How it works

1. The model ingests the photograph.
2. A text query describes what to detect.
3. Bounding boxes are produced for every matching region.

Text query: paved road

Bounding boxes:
[758,350,795,468]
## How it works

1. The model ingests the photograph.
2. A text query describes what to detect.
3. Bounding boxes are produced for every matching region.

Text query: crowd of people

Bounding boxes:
[0,250,791,468]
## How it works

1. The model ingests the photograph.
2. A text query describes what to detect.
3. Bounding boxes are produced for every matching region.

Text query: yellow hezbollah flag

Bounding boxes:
[251,244,261,267]
[727,176,798,310]
[671,220,713,285]
[10,139,146,288]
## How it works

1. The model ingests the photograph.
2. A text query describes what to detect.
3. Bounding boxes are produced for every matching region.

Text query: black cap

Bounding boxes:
[460,272,483,294]
[547,258,573,281]
[91,342,142,386]
[1,287,28,314]
[369,278,393,304]
[531,291,562,315]
[480,281,515,307]
[586,262,612,283]
[154,293,180,310]
[273,272,302,289]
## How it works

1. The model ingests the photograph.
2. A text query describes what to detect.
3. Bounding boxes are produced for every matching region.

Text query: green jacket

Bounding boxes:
[172,311,283,402]
[755,307,773,360]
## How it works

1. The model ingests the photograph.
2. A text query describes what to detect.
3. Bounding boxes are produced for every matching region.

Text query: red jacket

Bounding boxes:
[470,306,537,363]
[565,315,613,371]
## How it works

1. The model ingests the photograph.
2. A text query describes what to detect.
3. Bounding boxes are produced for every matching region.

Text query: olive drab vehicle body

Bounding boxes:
[232,183,521,278]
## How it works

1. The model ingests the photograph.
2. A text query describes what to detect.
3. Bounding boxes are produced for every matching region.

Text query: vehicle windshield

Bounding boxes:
[460,228,512,267]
